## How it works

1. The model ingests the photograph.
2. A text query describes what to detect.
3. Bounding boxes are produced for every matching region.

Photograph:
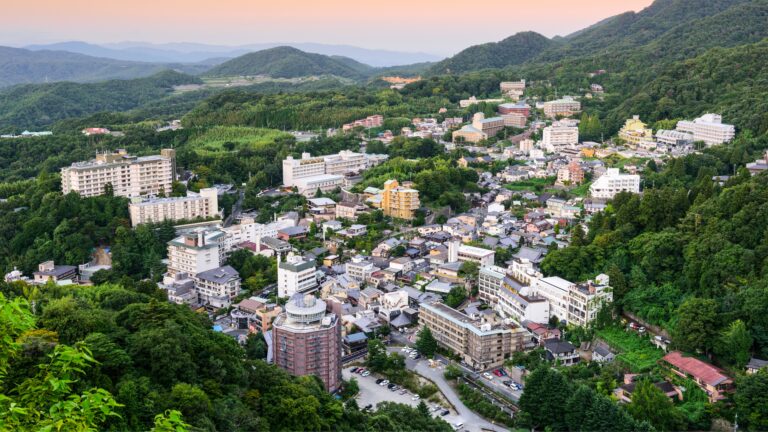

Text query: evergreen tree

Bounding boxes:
[415,326,438,358]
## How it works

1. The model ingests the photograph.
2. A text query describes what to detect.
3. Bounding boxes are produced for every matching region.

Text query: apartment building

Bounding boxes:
[557,160,585,185]
[530,276,573,322]
[543,97,581,118]
[498,101,530,117]
[273,295,342,392]
[232,296,283,333]
[194,265,241,308]
[675,114,735,146]
[419,302,525,369]
[619,115,654,146]
[589,168,641,199]
[478,266,549,324]
[472,112,505,138]
[278,254,318,297]
[165,229,225,278]
[566,274,612,327]
[500,80,526,99]
[542,123,579,152]
[129,187,219,226]
[381,179,420,220]
[61,149,175,198]
[345,255,378,282]
[501,113,527,128]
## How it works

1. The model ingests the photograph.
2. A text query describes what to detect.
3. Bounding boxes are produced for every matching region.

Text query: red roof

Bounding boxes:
[662,351,731,386]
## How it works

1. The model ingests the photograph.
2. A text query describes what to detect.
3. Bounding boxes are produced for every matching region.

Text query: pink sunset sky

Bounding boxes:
[3,0,654,54]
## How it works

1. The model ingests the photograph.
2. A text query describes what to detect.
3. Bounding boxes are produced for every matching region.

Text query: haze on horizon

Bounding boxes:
[2,0,653,56]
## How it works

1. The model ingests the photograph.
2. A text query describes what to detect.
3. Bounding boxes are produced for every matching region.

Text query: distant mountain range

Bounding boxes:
[204,47,367,79]
[25,41,442,68]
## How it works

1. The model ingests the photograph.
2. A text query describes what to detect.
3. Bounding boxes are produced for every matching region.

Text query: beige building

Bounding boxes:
[381,179,420,220]
[165,229,225,278]
[500,80,526,100]
[619,115,654,146]
[419,302,525,369]
[61,149,175,198]
[542,123,579,152]
[129,188,219,226]
[543,97,581,118]
[501,113,527,128]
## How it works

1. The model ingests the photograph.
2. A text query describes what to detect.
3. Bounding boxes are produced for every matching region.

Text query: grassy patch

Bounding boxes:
[569,181,592,197]
[504,176,556,192]
[596,326,664,372]
[188,126,292,154]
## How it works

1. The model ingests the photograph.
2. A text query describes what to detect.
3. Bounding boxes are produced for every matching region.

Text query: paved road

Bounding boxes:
[223,188,245,227]
[388,347,509,432]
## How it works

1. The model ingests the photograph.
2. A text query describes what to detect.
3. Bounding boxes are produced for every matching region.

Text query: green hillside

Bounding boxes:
[204,46,364,79]
[0,46,173,87]
[428,32,554,75]
[0,70,202,129]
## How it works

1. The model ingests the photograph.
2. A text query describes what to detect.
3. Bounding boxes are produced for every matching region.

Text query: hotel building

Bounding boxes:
[273,295,342,392]
[675,114,735,146]
[543,97,581,118]
[381,179,420,220]
[61,149,175,198]
[589,168,641,199]
[129,187,219,226]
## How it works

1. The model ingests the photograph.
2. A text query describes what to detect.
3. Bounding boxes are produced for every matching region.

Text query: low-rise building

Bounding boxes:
[194,265,241,308]
[33,261,77,284]
[590,168,640,199]
[661,351,734,402]
[544,339,579,366]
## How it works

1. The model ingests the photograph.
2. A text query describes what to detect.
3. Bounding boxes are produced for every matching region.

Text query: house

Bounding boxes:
[338,224,367,238]
[615,375,681,404]
[652,335,672,352]
[544,339,579,366]
[33,261,77,284]
[746,358,768,375]
[661,351,734,402]
[592,343,615,363]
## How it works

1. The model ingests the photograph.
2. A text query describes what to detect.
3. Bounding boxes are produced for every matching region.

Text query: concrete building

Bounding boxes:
[33,261,77,284]
[278,254,318,298]
[166,229,225,278]
[381,179,420,220]
[129,188,219,226]
[471,112,505,138]
[556,160,585,185]
[459,96,504,108]
[590,168,641,199]
[282,151,386,196]
[501,113,527,128]
[478,266,549,324]
[542,123,579,152]
[61,149,175,198]
[566,274,612,327]
[530,276,573,322]
[342,115,383,131]
[419,302,525,369]
[618,116,654,146]
[273,295,342,392]
[194,265,241,308]
[452,124,486,144]
[543,97,581,118]
[345,255,378,282]
[498,101,530,117]
[655,129,694,147]
[676,114,735,146]
[500,80,526,100]
[448,242,495,266]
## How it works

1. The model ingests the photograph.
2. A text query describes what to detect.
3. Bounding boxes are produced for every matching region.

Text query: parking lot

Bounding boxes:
[343,365,475,431]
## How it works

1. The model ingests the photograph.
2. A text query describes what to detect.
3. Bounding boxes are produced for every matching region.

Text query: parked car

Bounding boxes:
[441,410,450,416]
[411,395,420,401]
[503,380,512,386]
[380,380,389,386]
[492,370,502,377]
[496,368,507,376]
[376,378,384,384]
[351,367,360,373]
[483,372,493,380]
[361,371,370,377]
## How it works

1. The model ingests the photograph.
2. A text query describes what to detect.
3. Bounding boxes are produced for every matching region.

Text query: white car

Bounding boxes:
[411,395,420,401]
[361,371,370,377]
[483,372,493,380]
[380,380,389,386]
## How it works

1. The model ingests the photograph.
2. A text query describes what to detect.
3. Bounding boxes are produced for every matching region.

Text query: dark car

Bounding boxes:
[376,379,384,384]
[441,410,450,416]
[387,383,396,390]
[503,380,512,386]
[351,367,360,373]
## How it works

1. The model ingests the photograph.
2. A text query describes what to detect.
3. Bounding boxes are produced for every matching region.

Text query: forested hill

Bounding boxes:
[428,32,554,75]
[0,46,172,87]
[204,46,367,79]
[0,70,202,129]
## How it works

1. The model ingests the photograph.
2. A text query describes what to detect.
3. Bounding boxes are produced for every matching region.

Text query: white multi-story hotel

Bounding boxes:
[128,188,219,226]
[221,216,295,250]
[165,228,226,278]
[589,168,640,199]
[567,274,612,327]
[675,114,735,146]
[61,149,175,198]
[278,254,318,298]
[478,266,550,324]
[655,129,694,147]
[282,151,387,196]
[543,97,581,118]
[541,122,579,152]
[530,276,573,321]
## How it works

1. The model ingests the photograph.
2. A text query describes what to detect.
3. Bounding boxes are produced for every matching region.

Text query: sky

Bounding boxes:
[2,0,655,55]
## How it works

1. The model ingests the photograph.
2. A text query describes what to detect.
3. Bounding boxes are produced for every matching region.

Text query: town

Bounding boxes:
[2,1,768,431]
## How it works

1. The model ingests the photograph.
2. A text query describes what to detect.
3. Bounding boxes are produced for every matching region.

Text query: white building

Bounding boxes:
[165,229,225,278]
[448,240,495,266]
[541,123,579,152]
[656,129,694,147]
[478,266,550,324]
[129,188,219,226]
[278,254,318,298]
[530,276,573,322]
[567,274,612,327]
[589,168,640,199]
[282,151,387,196]
[676,114,735,146]
[345,255,378,282]
[543,97,581,118]
[194,265,241,308]
[221,217,295,250]
[61,149,175,198]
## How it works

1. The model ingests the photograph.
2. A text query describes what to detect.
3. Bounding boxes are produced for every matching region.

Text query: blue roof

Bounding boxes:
[345,332,368,343]
[212,325,223,332]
